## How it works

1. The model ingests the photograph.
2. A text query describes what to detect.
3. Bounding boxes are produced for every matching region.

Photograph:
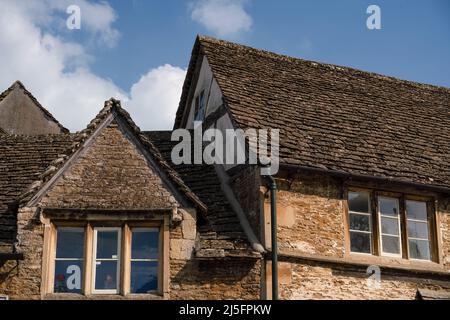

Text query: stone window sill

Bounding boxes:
[44,293,164,300]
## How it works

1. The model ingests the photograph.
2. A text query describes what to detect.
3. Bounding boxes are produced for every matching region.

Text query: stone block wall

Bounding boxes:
[265,170,450,299]
[278,259,450,300]
[265,171,345,257]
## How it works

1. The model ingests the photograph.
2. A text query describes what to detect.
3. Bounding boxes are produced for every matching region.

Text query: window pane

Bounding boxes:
[407,221,429,239]
[350,232,371,253]
[406,200,427,221]
[349,214,370,232]
[381,217,399,235]
[54,260,83,293]
[379,197,399,216]
[56,228,84,259]
[95,261,117,290]
[348,192,369,213]
[409,239,431,260]
[382,235,400,254]
[96,231,118,259]
[131,261,158,293]
[132,229,159,260]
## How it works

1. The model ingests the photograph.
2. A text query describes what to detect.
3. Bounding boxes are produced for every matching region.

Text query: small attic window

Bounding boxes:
[194,90,206,122]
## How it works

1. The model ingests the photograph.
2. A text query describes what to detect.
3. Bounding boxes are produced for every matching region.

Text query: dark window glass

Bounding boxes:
[130,229,159,293]
[95,261,118,290]
[131,261,158,293]
[54,228,84,293]
[349,213,370,232]
[348,192,369,213]
[194,90,206,121]
[350,232,371,254]
[96,231,118,259]
[132,230,159,260]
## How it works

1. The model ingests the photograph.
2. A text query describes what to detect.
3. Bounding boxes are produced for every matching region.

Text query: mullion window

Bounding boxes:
[347,190,434,262]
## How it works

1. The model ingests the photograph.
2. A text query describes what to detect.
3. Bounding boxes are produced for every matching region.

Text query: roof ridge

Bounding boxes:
[19,98,207,212]
[198,35,450,94]
[0,81,70,133]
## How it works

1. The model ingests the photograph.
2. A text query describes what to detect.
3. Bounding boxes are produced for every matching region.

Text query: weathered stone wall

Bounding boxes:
[0,207,43,299]
[278,259,450,300]
[266,170,450,299]
[170,258,261,300]
[267,171,345,257]
[40,121,179,210]
[436,196,450,269]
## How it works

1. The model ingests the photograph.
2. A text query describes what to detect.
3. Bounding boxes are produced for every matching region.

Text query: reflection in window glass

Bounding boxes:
[54,228,84,293]
[130,228,159,293]
[348,191,372,254]
[406,200,431,260]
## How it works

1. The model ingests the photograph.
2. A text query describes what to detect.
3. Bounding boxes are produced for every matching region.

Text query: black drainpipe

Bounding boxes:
[266,174,278,300]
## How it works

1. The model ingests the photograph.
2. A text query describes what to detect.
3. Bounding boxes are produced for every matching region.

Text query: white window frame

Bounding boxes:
[406,200,431,261]
[92,227,122,295]
[348,191,373,255]
[378,196,402,258]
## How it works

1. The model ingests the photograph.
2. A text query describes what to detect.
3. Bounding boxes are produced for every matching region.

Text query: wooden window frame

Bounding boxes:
[345,187,439,263]
[42,219,168,297]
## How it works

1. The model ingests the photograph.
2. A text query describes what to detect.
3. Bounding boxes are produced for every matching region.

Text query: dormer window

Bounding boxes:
[194,90,206,122]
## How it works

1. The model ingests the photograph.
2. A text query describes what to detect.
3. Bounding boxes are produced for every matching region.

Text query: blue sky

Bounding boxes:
[0,0,449,131]
[87,0,450,90]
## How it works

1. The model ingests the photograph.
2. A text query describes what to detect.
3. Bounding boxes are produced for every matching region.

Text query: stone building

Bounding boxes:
[0,36,449,299]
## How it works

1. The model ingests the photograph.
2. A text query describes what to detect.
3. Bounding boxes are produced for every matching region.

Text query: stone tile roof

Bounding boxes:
[0,126,255,257]
[176,36,450,189]
[0,134,74,253]
[0,81,69,134]
[20,99,207,213]
[146,131,259,258]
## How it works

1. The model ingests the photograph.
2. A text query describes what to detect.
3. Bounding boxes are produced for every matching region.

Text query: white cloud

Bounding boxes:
[0,0,186,131]
[128,65,186,130]
[190,0,252,38]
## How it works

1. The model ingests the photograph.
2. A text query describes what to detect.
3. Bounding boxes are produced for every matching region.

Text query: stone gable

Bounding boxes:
[39,120,179,210]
